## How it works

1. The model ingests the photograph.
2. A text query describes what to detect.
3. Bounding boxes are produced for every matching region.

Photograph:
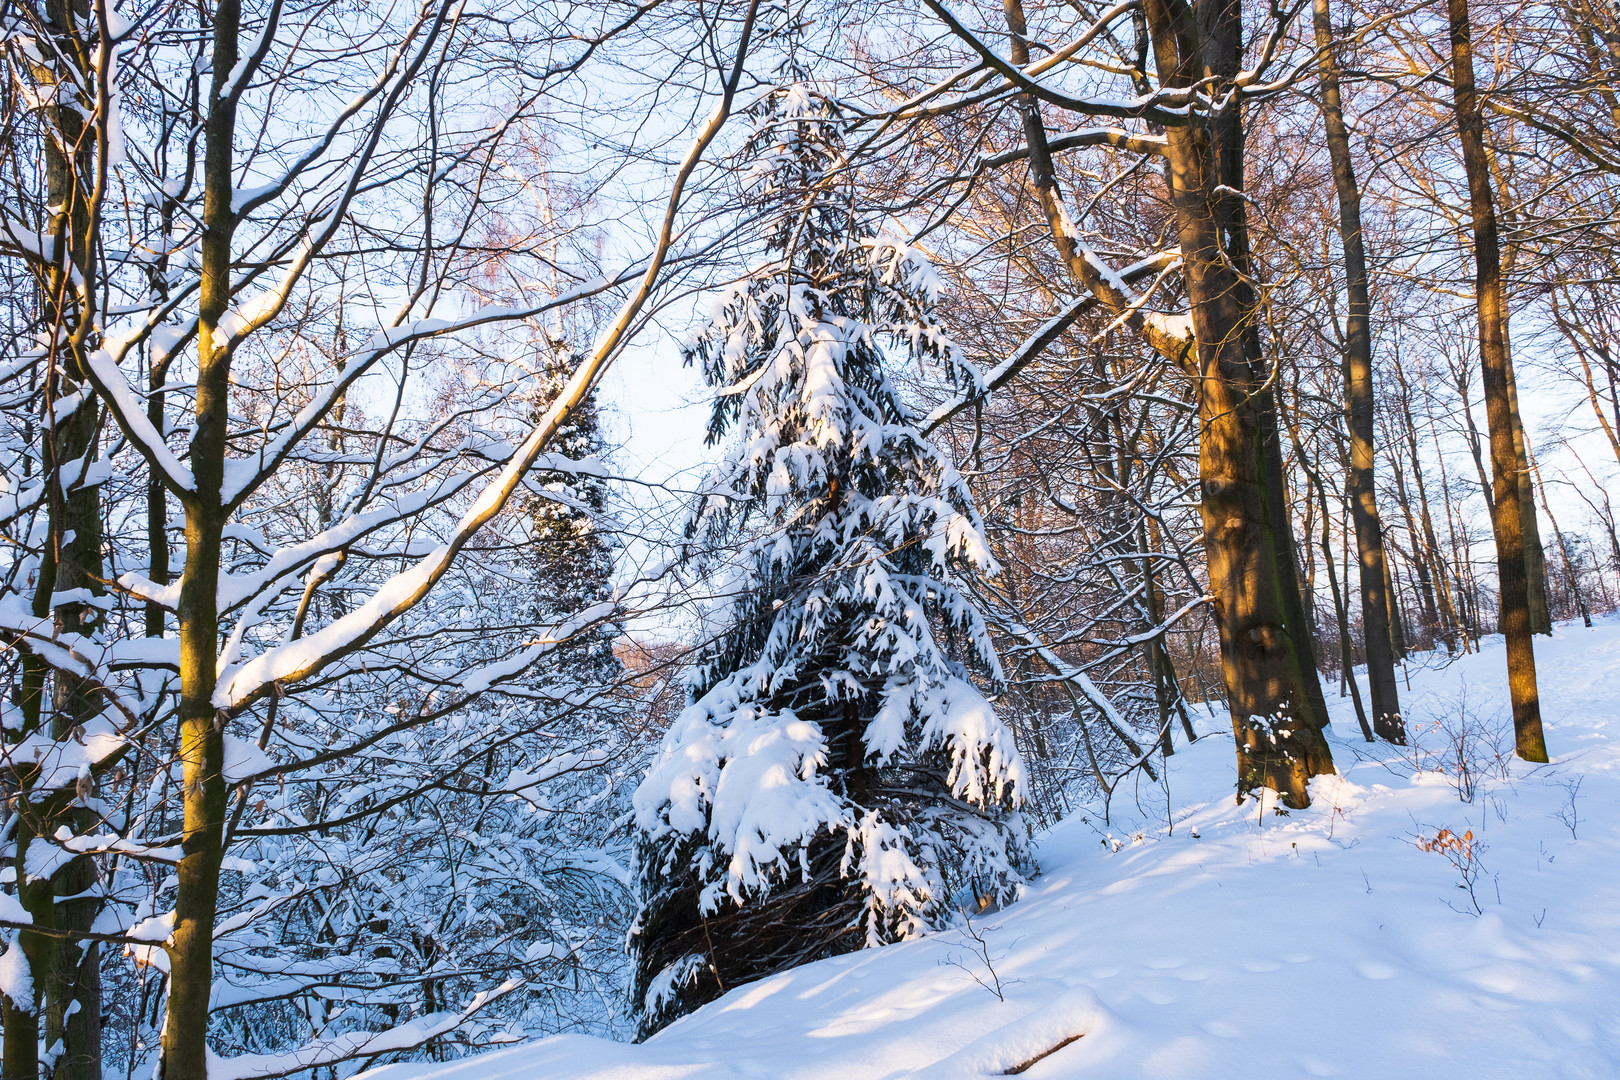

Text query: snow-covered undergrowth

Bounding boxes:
[362,620,1620,1079]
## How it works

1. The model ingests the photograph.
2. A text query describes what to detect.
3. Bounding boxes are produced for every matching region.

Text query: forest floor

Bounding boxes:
[365,618,1620,1079]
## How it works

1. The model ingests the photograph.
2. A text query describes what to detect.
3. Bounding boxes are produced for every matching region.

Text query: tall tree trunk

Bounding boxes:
[7,4,106,1075]
[1213,12,1329,738]
[1151,0,1333,803]
[1445,0,1549,762]
[1311,0,1404,742]
[162,3,241,1076]
[1003,0,1334,806]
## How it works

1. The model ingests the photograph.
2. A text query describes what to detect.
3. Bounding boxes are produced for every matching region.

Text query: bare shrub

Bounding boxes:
[1403,680,1514,802]
[1414,827,1489,915]
[1553,777,1583,839]
[941,909,1014,1002]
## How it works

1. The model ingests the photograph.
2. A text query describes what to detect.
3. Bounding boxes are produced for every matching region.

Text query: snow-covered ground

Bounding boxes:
[364,620,1620,1079]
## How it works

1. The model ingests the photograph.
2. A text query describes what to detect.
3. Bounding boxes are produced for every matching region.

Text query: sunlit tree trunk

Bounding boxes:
[1446,0,1548,762]
[161,3,241,1075]
[1147,0,1334,804]
[1001,0,1334,806]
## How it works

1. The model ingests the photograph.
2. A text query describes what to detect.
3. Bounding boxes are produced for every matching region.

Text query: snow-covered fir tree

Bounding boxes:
[629,80,1031,1037]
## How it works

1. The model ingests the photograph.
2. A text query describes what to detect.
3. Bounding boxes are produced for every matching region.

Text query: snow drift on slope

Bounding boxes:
[359,618,1620,1079]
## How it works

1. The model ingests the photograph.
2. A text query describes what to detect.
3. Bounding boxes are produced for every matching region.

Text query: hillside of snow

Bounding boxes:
[363,620,1620,1080]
